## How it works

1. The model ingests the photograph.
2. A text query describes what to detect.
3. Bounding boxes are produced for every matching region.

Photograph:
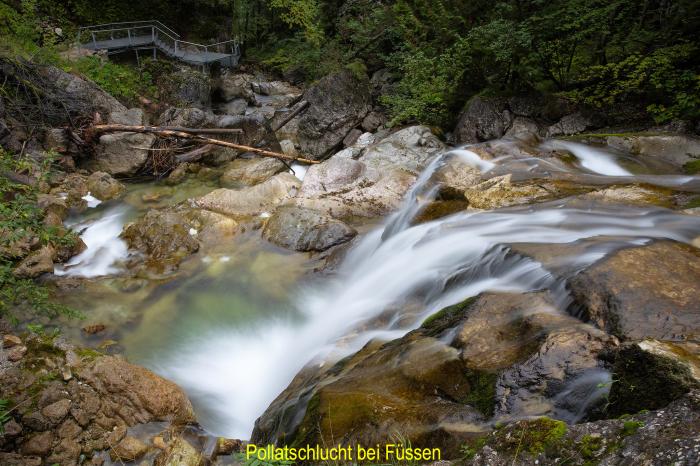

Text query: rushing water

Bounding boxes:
[54,140,700,438]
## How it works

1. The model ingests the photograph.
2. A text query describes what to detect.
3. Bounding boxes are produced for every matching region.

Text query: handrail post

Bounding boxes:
[151,26,155,43]
[174,40,178,55]
[127,28,132,45]
[91,31,97,49]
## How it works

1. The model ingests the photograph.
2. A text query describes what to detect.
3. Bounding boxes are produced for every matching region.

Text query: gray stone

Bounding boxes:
[89,132,155,176]
[262,206,357,252]
[454,96,513,143]
[297,69,371,160]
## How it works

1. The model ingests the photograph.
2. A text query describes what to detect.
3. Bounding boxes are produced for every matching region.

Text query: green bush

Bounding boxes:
[64,56,156,106]
[565,44,700,123]
[0,149,78,319]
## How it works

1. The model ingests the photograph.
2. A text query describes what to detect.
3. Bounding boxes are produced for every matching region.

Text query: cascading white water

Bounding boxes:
[544,140,633,176]
[54,205,130,278]
[154,149,700,438]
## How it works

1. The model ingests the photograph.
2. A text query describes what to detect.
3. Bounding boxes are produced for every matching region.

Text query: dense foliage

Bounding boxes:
[2,0,699,128]
[0,149,78,320]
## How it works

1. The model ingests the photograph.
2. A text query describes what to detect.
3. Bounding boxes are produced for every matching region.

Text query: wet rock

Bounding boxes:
[13,245,55,278]
[82,324,106,335]
[605,339,700,417]
[546,112,597,137]
[3,334,22,348]
[219,157,287,188]
[110,436,148,462]
[605,133,700,167]
[41,398,72,425]
[76,355,196,424]
[467,390,700,465]
[89,132,155,176]
[464,175,554,209]
[292,127,442,219]
[86,171,125,200]
[262,206,357,252]
[454,96,513,144]
[154,436,202,466]
[297,69,372,159]
[432,156,483,198]
[504,116,541,142]
[360,126,444,173]
[21,431,55,456]
[579,184,673,207]
[166,163,189,185]
[122,209,200,271]
[195,172,301,218]
[569,241,700,341]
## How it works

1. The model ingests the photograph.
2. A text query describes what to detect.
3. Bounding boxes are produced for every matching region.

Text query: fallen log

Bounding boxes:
[89,124,320,164]
[175,144,216,163]
[271,100,309,132]
[91,125,243,136]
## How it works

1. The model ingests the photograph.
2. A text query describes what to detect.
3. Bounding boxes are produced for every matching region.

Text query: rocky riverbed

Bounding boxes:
[2,58,700,466]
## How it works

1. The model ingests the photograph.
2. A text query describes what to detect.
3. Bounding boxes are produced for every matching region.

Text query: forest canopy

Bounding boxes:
[1,0,699,129]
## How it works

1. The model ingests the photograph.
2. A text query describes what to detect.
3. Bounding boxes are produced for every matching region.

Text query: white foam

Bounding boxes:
[54,206,128,278]
[546,140,632,176]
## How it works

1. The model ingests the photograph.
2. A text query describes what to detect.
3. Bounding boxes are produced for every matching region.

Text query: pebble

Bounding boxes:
[2,334,22,348]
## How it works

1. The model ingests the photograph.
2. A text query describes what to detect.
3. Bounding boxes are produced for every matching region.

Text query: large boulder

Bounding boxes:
[604,339,700,417]
[297,69,371,160]
[605,133,700,167]
[360,125,444,172]
[171,68,211,108]
[569,241,700,341]
[219,157,287,188]
[254,292,615,456]
[86,171,125,200]
[39,65,127,118]
[87,132,155,177]
[454,96,513,144]
[194,172,301,218]
[0,335,198,466]
[122,209,200,272]
[214,72,255,103]
[293,127,443,219]
[262,206,357,252]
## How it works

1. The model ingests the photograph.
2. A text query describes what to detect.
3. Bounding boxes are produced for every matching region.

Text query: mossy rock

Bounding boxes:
[606,341,700,417]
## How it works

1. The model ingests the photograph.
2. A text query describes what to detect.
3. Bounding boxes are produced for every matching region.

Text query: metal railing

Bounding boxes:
[77,20,240,67]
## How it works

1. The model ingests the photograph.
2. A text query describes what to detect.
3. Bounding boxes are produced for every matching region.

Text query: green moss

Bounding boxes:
[491,417,568,457]
[607,345,700,417]
[345,60,368,80]
[578,434,603,459]
[421,296,478,331]
[683,160,700,175]
[621,420,644,437]
[459,436,488,460]
[75,347,103,361]
[463,371,498,417]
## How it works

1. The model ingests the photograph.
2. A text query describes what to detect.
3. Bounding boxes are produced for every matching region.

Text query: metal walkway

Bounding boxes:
[78,20,240,69]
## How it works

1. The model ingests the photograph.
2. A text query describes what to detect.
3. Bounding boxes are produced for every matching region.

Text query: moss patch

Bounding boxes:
[463,371,498,417]
[683,159,700,175]
[491,417,568,456]
[606,344,700,417]
[421,296,478,333]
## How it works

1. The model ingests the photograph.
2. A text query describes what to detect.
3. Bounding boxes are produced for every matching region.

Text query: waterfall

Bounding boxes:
[154,146,700,438]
